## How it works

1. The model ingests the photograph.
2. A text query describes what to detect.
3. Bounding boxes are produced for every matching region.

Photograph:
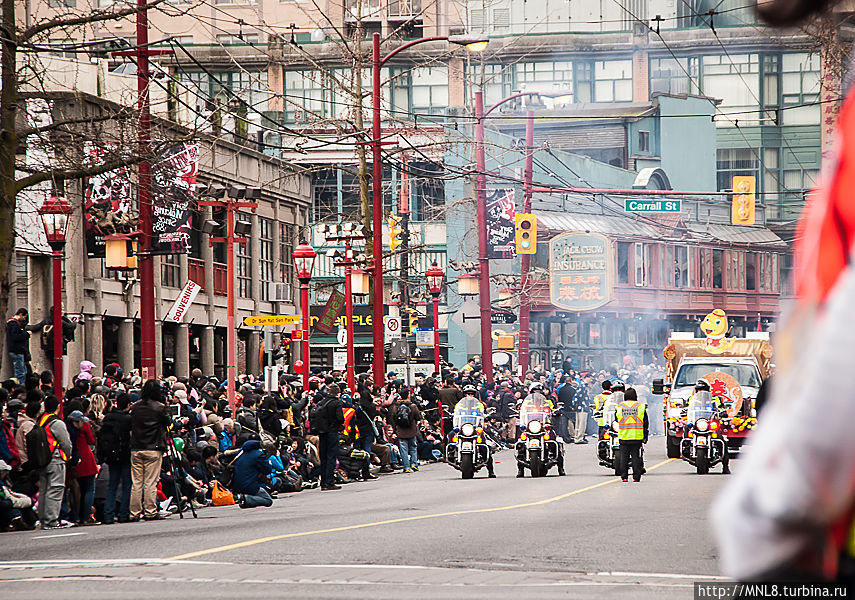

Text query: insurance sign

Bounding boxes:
[549,232,613,311]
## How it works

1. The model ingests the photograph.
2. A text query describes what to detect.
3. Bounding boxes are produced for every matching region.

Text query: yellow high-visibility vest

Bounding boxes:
[616,401,645,441]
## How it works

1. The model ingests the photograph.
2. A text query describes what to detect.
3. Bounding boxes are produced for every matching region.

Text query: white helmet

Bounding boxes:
[529,382,543,393]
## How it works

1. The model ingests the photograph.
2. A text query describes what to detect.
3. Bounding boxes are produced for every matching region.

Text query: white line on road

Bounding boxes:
[31,532,87,540]
[598,571,729,581]
[0,559,231,569]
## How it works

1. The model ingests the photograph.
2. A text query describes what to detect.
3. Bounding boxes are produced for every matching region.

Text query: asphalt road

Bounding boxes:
[0,436,730,599]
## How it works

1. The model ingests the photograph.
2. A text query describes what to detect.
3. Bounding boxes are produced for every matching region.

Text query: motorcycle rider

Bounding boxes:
[592,380,612,439]
[616,388,649,482]
[457,384,496,478]
[516,382,565,477]
[686,384,730,474]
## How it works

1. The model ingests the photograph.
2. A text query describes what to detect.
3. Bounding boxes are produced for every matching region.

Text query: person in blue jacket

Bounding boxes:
[231,440,273,508]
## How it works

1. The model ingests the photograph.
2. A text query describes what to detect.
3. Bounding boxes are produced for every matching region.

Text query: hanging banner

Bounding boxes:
[152,142,199,254]
[164,280,202,323]
[314,290,346,334]
[83,143,134,258]
[486,188,516,259]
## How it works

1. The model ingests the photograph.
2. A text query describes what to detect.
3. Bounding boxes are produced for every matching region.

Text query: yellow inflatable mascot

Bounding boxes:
[701,309,736,354]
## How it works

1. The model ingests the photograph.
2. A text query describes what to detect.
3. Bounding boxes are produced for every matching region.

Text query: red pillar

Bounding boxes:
[370,32,385,385]
[518,110,534,376]
[433,295,444,437]
[225,203,237,412]
[52,251,63,402]
[136,0,156,380]
[474,91,493,382]
[344,253,356,392]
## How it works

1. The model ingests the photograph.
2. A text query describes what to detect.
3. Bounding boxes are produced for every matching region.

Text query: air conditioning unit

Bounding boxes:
[269,282,293,302]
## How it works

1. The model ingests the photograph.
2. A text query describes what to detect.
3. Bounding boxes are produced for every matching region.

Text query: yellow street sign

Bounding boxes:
[243,315,301,326]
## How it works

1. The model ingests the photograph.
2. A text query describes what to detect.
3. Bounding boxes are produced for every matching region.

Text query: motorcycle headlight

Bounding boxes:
[461,423,475,437]
[527,420,543,434]
[695,418,709,432]
[668,408,682,420]
[611,421,619,433]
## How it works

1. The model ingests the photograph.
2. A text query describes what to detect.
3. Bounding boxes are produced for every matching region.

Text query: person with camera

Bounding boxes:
[129,380,172,521]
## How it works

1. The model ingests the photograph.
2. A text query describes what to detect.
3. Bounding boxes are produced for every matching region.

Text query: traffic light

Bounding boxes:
[408,313,418,336]
[389,214,403,251]
[515,213,537,254]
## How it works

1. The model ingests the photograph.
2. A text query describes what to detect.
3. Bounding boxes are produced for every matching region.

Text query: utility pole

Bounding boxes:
[399,154,412,384]
[518,110,534,375]
[474,91,493,382]
[113,0,173,380]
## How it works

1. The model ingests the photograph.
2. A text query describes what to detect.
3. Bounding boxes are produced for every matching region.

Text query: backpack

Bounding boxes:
[308,397,330,435]
[218,449,244,489]
[25,415,56,470]
[394,403,412,428]
[97,419,129,465]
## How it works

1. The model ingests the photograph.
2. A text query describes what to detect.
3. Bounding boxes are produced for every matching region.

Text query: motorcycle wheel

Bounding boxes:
[667,434,681,458]
[529,450,542,478]
[696,447,709,475]
[461,454,475,480]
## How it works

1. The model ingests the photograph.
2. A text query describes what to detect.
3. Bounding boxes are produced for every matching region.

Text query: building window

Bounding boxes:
[702,54,759,113]
[470,64,514,108]
[717,148,760,193]
[514,61,574,96]
[638,130,650,153]
[634,243,648,286]
[650,57,700,96]
[259,217,273,301]
[746,252,756,290]
[594,60,632,102]
[178,70,268,114]
[675,246,690,288]
[237,220,252,298]
[409,66,448,115]
[216,34,260,45]
[588,323,602,346]
[161,254,180,288]
[617,241,630,284]
[280,223,294,286]
[713,249,723,289]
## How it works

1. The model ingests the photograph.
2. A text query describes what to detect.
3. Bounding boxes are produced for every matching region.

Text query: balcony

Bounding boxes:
[188,258,229,297]
[388,0,422,18]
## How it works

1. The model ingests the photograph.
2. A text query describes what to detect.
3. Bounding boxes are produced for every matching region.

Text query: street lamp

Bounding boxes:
[370,32,488,385]
[38,195,72,400]
[425,261,446,436]
[293,242,316,390]
[474,90,541,381]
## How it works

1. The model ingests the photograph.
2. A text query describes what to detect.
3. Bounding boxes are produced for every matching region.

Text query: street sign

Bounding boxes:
[624,199,681,213]
[333,351,347,371]
[415,328,433,348]
[243,314,300,326]
[384,316,402,341]
[491,311,517,325]
[337,327,348,347]
[389,339,410,360]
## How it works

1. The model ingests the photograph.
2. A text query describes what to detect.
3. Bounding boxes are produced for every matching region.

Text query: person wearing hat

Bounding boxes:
[0,458,35,530]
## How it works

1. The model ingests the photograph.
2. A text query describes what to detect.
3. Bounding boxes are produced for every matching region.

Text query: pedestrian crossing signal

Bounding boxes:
[389,214,403,251]
[515,214,537,254]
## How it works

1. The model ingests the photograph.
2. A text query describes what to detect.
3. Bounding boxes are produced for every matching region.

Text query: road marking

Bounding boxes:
[0,559,228,569]
[31,532,87,540]
[168,458,676,560]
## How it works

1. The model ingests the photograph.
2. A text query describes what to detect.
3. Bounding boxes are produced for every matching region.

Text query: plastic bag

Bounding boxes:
[211,480,235,506]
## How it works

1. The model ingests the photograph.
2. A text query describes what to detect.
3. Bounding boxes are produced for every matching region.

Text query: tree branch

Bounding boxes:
[21,0,168,43]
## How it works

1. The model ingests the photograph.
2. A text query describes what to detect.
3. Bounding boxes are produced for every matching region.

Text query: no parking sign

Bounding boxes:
[384,316,401,341]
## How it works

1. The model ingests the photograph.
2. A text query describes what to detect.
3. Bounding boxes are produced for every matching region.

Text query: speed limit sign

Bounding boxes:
[384,316,402,341]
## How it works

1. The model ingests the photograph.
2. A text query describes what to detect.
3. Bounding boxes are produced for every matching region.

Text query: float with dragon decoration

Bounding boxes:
[653,309,773,460]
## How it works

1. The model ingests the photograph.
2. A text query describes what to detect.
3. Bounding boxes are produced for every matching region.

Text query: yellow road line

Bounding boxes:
[167,458,676,561]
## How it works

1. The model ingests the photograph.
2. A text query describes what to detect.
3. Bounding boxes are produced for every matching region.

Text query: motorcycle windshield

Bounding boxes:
[603,391,623,426]
[453,397,485,428]
[519,396,551,427]
[688,391,716,422]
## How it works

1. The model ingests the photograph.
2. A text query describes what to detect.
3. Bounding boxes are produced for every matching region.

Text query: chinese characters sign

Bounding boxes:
[486,188,515,259]
[549,232,613,311]
[315,289,346,334]
[152,142,199,255]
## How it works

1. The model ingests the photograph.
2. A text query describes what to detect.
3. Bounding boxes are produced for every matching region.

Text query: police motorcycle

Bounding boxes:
[516,388,565,477]
[446,392,492,479]
[597,390,624,476]
[681,389,729,475]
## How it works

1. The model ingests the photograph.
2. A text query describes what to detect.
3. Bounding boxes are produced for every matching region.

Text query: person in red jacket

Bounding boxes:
[67,410,99,525]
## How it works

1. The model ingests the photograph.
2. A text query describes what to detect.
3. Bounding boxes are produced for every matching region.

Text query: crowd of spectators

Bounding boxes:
[0,348,663,531]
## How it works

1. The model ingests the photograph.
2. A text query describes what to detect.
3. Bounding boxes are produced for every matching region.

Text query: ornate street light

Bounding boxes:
[37,195,72,400]
[292,242,316,389]
[425,261,446,435]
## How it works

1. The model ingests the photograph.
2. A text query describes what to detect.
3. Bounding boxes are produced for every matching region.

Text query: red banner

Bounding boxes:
[314,290,346,334]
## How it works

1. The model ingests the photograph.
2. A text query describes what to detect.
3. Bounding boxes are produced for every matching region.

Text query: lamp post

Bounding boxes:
[293,242,317,390]
[38,195,72,400]
[425,261,446,436]
[371,33,487,385]
[474,91,540,381]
